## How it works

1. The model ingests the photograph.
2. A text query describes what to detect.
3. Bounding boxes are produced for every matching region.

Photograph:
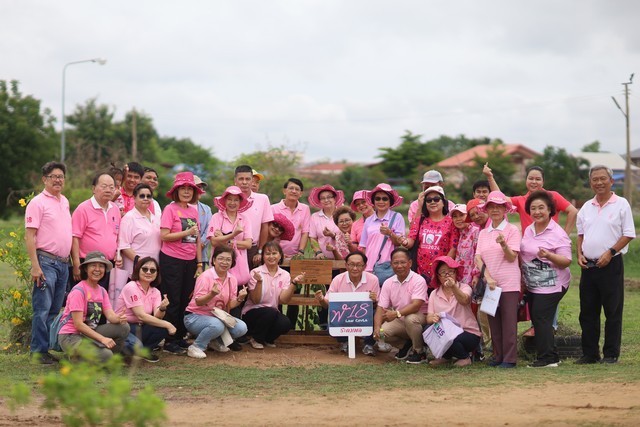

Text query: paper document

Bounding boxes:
[479,285,502,316]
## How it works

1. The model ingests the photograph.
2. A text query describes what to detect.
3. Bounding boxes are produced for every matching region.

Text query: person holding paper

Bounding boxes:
[426,256,481,367]
[475,191,521,368]
[520,191,572,368]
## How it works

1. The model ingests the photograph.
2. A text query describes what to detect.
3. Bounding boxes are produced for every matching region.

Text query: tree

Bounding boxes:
[533,146,591,201]
[376,131,443,187]
[459,141,523,199]
[113,109,160,163]
[424,134,490,159]
[581,141,601,152]
[337,165,388,202]
[0,80,56,217]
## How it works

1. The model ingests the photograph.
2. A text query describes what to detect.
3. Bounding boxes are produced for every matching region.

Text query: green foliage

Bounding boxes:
[114,110,160,163]
[532,146,592,201]
[581,140,601,152]
[0,80,57,217]
[376,131,443,185]
[337,165,387,202]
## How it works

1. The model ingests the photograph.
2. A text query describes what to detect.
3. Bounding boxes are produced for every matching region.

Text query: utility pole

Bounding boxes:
[131,108,138,161]
[612,73,634,204]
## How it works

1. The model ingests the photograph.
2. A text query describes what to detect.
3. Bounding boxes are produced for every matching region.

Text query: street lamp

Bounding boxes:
[60,58,107,162]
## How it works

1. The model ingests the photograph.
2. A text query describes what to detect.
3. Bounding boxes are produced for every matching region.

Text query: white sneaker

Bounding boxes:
[250,338,264,349]
[377,342,393,353]
[208,340,230,353]
[187,345,206,359]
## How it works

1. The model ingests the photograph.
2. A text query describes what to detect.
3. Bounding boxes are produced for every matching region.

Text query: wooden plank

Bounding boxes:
[288,295,321,306]
[289,259,334,284]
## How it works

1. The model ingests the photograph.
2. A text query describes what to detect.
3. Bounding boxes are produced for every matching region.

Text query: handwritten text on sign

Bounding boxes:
[328,292,373,337]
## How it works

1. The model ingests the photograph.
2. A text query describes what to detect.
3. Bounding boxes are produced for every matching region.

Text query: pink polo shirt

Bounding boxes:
[520,220,572,294]
[186,268,238,315]
[476,220,521,292]
[324,271,380,302]
[121,192,135,215]
[160,202,199,260]
[350,216,366,246]
[378,271,428,314]
[360,210,405,271]
[511,190,571,233]
[115,280,162,323]
[428,283,480,337]
[72,197,121,260]
[25,190,72,258]
[244,192,273,245]
[242,265,292,315]
[118,208,161,277]
[309,210,341,259]
[59,282,111,334]
[207,211,252,285]
[271,200,311,256]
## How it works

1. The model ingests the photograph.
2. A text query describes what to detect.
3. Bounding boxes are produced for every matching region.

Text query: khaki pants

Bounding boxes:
[477,310,492,350]
[381,313,427,352]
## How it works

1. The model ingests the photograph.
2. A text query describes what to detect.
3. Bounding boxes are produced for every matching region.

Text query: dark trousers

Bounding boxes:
[488,291,519,364]
[579,255,624,359]
[243,307,292,344]
[444,331,481,360]
[530,288,567,363]
[159,251,197,343]
[128,323,169,352]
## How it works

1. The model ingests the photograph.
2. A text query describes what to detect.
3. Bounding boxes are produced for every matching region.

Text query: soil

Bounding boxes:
[2,345,639,426]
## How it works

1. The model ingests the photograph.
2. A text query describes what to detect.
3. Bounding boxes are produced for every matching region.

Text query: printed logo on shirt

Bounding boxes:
[522,258,557,289]
[421,231,443,249]
[181,218,197,244]
[85,301,103,330]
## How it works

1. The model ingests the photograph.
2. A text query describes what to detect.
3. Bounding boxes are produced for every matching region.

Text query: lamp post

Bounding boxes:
[61,58,107,162]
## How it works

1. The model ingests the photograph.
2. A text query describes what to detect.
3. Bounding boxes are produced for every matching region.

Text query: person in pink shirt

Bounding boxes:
[120,162,145,215]
[142,167,162,221]
[271,178,311,258]
[326,207,358,260]
[58,252,130,363]
[25,161,73,364]
[116,257,176,362]
[426,256,481,367]
[308,184,344,259]
[243,242,305,349]
[475,191,521,368]
[373,248,428,364]
[520,191,572,368]
[159,171,204,355]
[71,172,122,290]
[265,214,295,245]
[349,190,374,247]
[316,251,380,356]
[183,246,249,359]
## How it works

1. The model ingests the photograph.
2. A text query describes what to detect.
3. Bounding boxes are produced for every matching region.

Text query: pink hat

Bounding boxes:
[308,185,345,209]
[431,255,462,288]
[450,203,467,215]
[350,190,371,211]
[367,183,403,208]
[214,186,252,213]
[465,198,485,223]
[479,191,515,213]
[271,213,295,241]
[166,171,205,198]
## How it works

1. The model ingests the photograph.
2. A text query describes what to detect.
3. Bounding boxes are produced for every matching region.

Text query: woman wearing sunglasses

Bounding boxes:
[115,257,176,362]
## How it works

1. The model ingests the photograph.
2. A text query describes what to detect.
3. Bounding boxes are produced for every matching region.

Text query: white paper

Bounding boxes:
[479,286,502,316]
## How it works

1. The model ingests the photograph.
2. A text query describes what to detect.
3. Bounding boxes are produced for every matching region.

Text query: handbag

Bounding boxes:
[471,263,487,303]
[372,212,399,285]
[211,307,237,328]
[422,312,464,359]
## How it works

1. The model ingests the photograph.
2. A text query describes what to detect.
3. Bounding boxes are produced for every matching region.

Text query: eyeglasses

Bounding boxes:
[374,196,389,202]
[319,196,335,201]
[271,223,284,232]
[45,174,65,180]
[346,262,365,268]
[216,257,233,264]
[437,270,456,277]
[141,267,157,274]
[425,197,442,203]
[138,194,153,199]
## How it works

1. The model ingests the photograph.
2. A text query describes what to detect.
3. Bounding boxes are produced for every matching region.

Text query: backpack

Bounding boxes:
[49,286,85,352]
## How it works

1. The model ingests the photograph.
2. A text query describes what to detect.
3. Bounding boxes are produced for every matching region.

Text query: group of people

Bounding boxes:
[25,159,635,368]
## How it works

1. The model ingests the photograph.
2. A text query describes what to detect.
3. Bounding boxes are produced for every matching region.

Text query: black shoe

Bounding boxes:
[527,359,558,368]
[394,341,412,361]
[36,352,59,365]
[487,359,502,367]
[405,351,427,365]
[142,354,160,363]
[228,341,243,352]
[176,339,190,349]
[575,355,600,365]
[236,335,251,345]
[600,357,618,364]
[163,342,187,355]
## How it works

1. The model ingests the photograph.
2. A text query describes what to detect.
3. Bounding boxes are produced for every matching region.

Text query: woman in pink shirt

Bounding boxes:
[520,191,572,368]
[475,191,521,368]
[242,242,305,349]
[308,184,344,259]
[426,256,481,367]
[326,206,358,260]
[349,190,374,247]
[265,213,295,246]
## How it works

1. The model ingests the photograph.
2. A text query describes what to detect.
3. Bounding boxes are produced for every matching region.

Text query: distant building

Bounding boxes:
[574,151,640,189]
[628,147,640,167]
[297,162,356,177]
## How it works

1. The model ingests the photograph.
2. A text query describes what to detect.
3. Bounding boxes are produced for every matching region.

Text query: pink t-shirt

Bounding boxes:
[378,271,429,314]
[206,211,253,285]
[520,220,572,294]
[72,197,121,260]
[118,208,161,277]
[350,216,366,246]
[511,190,571,233]
[160,202,199,260]
[25,190,72,258]
[59,282,112,334]
[455,224,480,285]
[360,210,405,271]
[309,210,341,259]
[115,280,162,323]
[428,283,481,337]
[408,215,459,284]
[242,265,292,315]
[121,192,135,215]
[244,192,273,245]
[185,268,238,315]
[476,220,522,292]
[271,200,311,256]
[324,271,380,301]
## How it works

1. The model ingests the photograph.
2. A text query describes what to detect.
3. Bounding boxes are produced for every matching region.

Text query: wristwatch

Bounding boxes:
[609,247,617,256]
[396,310,402,318]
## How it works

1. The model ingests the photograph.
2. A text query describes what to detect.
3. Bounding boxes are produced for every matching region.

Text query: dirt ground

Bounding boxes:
[2,345,639,426]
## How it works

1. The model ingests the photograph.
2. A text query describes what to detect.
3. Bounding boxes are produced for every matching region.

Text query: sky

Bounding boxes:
[2,0,639,165]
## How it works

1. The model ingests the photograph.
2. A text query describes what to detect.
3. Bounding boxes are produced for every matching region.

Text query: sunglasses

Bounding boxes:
[374,196,390,202]
[138,194,153,199]
[141,267,157,274]
[425,197,442,203]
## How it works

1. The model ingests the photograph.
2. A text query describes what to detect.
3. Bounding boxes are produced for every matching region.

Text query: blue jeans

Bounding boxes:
[31,254,69,353]
[184,312,247,350]
[125,323,169,354]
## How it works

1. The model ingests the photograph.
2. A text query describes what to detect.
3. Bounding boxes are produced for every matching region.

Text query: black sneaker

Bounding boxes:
[236,335,251,345]
[228,341,243,352]
[163,342,186,355]
[405,351,427,365]
[36,352,59,365]
[394,341,412,361]
[600,357,618,364]
[176,339,190,349]
[575,355,600,365]
[142,354,160,363]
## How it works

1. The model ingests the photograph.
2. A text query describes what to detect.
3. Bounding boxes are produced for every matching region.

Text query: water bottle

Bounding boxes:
[379,328,386,345]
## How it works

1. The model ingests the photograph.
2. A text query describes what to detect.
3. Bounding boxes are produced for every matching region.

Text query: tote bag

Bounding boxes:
[422,312,464,359]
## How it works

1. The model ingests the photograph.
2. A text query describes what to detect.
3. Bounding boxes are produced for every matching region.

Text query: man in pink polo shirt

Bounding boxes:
[120,162,144,215]
[71,172,122,290]
[271,177,311,258]
[234,165,273,269]
[25,161,73,364]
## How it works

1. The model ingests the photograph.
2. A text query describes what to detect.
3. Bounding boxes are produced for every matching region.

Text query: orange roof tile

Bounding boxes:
[436,144,540,168]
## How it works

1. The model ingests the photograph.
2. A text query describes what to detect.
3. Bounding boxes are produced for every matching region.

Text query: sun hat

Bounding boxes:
[350,190,371,211]
[308,184,345,209]
[367,183,404,208]
[214,186,253,213]
[80,251,113,272]
[271,213,295,241]
[166,171,205,198]
[252,169,265,181]
[430,256,461,288]
[193,175,208,188]
[465,198,485,223]
[479,190,515,213]
[421,170,444,184]
[450,204,467,215]
[424,185,446,200]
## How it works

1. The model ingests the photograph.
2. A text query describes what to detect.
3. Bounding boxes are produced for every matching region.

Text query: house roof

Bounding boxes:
[574,152,640,171]
[436,144,540,168]
[297,162,356,175]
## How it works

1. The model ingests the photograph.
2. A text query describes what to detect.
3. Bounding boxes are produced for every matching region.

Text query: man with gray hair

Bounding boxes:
[575,165,635,364]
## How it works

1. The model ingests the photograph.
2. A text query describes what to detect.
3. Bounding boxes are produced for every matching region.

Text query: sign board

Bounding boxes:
[328,292,373,337]
[289,259,334,285]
